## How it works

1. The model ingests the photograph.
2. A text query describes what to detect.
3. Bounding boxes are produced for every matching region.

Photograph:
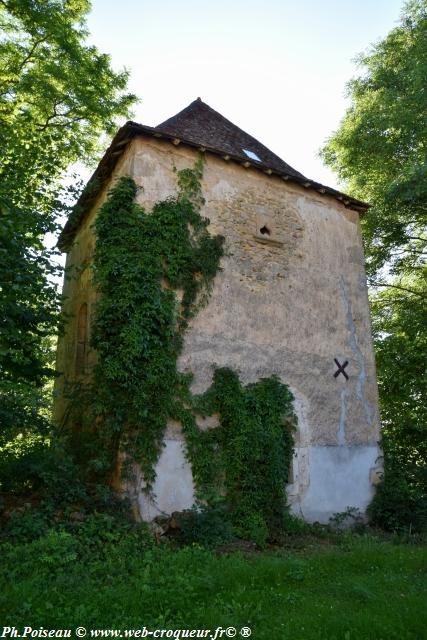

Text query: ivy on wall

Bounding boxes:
[180,368,296,544]
[67,157,296,542]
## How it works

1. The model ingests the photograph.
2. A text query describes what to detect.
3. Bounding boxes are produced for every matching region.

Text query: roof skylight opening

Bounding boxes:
[243,149,261,162]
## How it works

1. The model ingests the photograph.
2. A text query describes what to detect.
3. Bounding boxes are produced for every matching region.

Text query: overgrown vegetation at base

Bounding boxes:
[1,6,425,634]
[368,472,427,534]
[182,368,295,545]
[1,530,426,640]
[0,436,134,543]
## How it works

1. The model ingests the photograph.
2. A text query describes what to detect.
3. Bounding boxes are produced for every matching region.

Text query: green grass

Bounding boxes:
[1,531,426,640]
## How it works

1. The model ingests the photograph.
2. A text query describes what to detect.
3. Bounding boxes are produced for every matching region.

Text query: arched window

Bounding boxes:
[75,303,88,375]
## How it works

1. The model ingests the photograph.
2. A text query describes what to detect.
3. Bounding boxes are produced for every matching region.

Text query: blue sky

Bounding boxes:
[85,0,404,190]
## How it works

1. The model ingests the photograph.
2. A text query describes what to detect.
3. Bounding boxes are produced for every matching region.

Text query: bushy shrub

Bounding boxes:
[176,503,235,548]
[0,432,135,543]
[368,471,427,533]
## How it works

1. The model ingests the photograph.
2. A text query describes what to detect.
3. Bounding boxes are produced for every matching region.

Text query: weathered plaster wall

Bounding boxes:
[54,136,382,523]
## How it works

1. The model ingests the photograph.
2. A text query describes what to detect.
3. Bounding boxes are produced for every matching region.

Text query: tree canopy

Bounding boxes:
[322,0,427,526]
[322,0,426,281]
[0,0,135,207]
[0,0,136,443]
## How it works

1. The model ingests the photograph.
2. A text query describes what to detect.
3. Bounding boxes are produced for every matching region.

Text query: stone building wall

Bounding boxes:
[54,136,382,523]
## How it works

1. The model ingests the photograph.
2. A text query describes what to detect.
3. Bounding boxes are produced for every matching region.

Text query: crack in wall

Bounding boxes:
[339,276,374,427]
[337,385,349,445]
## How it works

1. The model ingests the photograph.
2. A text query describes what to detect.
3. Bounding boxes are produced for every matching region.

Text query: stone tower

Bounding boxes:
[54,99,382,523]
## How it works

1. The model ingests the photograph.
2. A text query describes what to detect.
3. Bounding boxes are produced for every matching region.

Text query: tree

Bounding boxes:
[0,0,135,205]
[322,0,427,528]
[0,0,136,445]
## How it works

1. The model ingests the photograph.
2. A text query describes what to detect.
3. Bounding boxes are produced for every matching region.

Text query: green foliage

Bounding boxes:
[182,368,296,545]
[368,471,427,533]
[0,432,135,543]
[0,381,52,447]
[321,0,427,526]
[1,492,135,544]
[0,519,153,579]
[371,282,427,521]
[321,0,427,280]
[0,200,57,384]
[0,0,136,208]
[1,532,426,639]
[175,503,235,548]
[329,507,366,533]
[0,0,136,448]
[68,162,224,486]
[27,529,80,568]
[0,432,50,492]
[0,197,60,443]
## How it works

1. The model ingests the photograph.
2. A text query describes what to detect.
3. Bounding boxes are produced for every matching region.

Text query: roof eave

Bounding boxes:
[58,122,369,251]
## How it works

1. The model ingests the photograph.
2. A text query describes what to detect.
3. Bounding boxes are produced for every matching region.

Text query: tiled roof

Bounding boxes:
[157,98,306,179]
[58,99,368,250]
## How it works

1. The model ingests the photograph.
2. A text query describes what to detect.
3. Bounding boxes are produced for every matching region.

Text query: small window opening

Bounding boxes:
[75,303,88,376]
[243,149,261,162]
[259,225,271,236]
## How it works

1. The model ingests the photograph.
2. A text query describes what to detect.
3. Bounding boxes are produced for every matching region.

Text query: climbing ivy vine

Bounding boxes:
[180,368,296,544]
[68,157,296,543]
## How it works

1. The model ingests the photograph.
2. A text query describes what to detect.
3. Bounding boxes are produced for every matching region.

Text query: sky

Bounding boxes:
[84,0,405,190]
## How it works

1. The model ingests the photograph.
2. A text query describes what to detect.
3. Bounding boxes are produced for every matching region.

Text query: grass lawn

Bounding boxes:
[1,531,426,640]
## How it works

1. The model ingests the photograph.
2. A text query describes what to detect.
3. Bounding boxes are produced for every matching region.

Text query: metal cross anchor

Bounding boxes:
[333,358,349,380]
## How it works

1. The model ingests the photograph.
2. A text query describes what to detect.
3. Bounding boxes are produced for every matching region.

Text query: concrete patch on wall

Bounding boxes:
[287,446,310,514]
[289,387,311,447]
[292,444,382,523]
[135,439,195,522]
[133,439,382,525]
